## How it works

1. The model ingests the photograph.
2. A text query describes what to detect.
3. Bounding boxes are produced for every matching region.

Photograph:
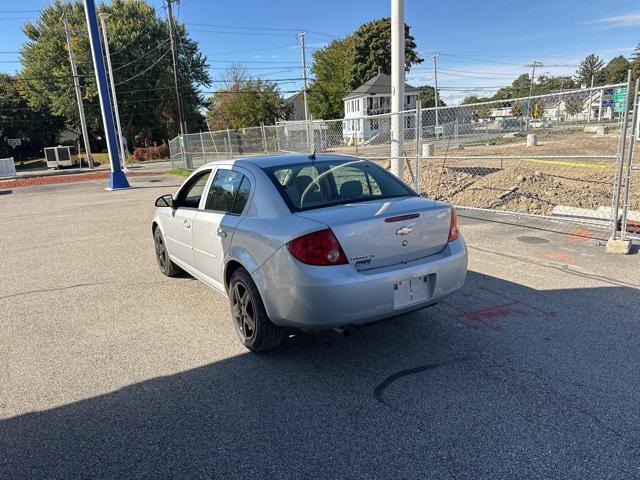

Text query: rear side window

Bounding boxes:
[205,169,251,215]
[263,160,415,212]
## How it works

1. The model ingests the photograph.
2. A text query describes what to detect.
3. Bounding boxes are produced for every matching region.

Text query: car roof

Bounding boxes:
[201,153,360,170]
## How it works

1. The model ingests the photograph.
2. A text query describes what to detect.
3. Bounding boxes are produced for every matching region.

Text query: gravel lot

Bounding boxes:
[1,175,639,479]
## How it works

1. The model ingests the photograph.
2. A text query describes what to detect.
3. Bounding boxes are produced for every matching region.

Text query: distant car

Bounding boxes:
[152,154,468,351]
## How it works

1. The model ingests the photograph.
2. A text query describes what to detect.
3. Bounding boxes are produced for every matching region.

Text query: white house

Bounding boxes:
[342,71,420,142]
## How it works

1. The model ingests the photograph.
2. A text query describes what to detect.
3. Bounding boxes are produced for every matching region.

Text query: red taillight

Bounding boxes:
[448,208,460,242]
[287,228,348,266]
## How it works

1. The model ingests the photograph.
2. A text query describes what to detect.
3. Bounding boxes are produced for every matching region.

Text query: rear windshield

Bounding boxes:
[262,159,416,212]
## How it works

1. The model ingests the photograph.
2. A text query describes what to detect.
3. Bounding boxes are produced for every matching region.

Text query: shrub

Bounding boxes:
[132,143,169,161]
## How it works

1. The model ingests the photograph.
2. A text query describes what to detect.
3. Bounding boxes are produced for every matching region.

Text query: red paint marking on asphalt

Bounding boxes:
[437,286,559,332]
[0,170,162,189]
[566,228,593,242]
[532,251,571,262]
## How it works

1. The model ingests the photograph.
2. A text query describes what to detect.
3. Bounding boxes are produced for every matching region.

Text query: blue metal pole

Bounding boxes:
[83,0,130,190]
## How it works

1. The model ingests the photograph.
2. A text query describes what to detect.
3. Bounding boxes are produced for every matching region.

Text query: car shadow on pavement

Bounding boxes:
[2,271,639,479]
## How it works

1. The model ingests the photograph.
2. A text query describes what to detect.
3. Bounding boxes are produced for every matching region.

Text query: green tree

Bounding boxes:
[575,53,604,86]
[19,0,210,148]
[417,85,446,108]
[633,43,640,78]
[533,75,575,94]
[564,95,583,116]
[510,102,524,116]
[205,67,291,130]
[0,74,63,159]
[350,17,422,89]
[308,36,355,120]
[601,55,631,84]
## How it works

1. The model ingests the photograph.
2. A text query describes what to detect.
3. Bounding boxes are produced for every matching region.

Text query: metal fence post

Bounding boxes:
[609,70,633,241]
[275,123,281,152]
[226,128,232,159]
[199,131,206,165]
[209,131,220,160]
[260,123,268,155]
[620,78,640,239]
[415,100,422,194]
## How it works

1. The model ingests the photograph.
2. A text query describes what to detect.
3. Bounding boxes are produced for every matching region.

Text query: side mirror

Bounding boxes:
[155,194,174,208]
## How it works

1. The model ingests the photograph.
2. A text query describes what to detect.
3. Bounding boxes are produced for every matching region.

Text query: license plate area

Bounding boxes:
[393,274,435,309]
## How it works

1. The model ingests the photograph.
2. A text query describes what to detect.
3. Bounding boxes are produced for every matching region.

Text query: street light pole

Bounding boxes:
[166,0,187,136]
[98,13,128,171]
[61,12,93,168]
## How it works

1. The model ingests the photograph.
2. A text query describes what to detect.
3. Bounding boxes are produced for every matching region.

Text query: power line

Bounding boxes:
[111,39,171,72]
[114,48,171,86]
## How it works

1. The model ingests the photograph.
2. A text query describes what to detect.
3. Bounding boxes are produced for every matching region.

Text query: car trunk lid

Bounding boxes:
[294,197,451,270]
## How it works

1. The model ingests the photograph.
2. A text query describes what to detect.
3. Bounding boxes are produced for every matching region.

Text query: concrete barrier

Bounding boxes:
[422,143,434,157]
[526,134,537,147]
[0,157,16,177]
[584,125,609,135]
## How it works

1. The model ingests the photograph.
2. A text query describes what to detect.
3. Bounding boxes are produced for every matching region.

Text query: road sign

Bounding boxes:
[434,126,444,135]
[6,138,21,149]
[613,87,627,113]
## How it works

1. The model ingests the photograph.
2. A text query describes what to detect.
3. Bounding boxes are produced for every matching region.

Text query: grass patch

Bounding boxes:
[168,167,192,177]
[464,135,523,147]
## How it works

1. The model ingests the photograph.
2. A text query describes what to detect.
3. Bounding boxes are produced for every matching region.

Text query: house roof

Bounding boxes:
[343,72,419,100]
[285,91,304,103]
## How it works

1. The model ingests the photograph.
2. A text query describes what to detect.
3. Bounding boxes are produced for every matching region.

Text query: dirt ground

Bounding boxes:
[394,129,639,216]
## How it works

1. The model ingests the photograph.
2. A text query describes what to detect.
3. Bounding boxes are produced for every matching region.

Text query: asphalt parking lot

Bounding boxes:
[1,175,639,479]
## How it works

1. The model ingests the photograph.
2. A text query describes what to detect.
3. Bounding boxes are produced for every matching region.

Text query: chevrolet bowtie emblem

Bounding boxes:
[396,224,415,236]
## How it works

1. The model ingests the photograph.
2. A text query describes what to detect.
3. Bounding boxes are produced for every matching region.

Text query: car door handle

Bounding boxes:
[217,229,228,238]
[183,220,191,229]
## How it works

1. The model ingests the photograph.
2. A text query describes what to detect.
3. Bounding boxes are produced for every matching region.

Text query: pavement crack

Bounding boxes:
[0,282,102,301]
[373,357,470,408]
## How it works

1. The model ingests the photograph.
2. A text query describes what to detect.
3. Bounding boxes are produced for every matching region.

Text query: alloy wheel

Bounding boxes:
[232,282,256,341]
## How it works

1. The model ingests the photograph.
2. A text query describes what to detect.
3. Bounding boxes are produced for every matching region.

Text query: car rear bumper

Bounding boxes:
[252,237,468,329]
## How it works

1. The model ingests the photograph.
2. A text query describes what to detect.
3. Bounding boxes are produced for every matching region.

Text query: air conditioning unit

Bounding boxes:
[44,146,78,168]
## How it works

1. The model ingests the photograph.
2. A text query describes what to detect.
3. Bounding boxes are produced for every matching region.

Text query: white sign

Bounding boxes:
[6,138,21,149]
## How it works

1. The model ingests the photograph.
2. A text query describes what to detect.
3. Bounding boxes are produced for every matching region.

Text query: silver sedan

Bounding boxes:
[152,154,467,351]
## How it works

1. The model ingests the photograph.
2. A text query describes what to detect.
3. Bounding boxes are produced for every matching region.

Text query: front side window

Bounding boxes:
[177,170,211,209]
[264,160,415,212]
[205,169,251,215]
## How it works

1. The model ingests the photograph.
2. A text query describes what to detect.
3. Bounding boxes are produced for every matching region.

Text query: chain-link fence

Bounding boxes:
[169,81,638,238]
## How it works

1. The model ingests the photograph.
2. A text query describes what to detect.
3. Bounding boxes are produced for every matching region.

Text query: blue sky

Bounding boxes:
[1,0,639,103]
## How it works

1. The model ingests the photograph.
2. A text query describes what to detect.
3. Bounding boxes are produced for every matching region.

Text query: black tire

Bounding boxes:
[154,227,181,277]
[229,268,283,352]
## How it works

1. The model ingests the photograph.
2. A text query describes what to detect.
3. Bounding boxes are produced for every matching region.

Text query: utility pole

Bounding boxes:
[61,12,93,168]
[166,0,187,137]
[98,13,127,171]
[390,0,405,178]
[527,61,541,98]
[298,31,309,123]
[298,31,312,151]
[430,53,440,130]
[526,61,542,130]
